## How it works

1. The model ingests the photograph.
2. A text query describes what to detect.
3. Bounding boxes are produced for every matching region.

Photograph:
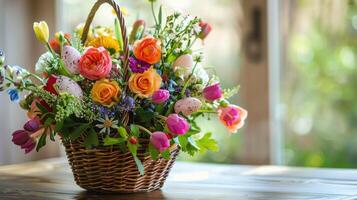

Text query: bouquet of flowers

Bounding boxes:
[0,0,247,192]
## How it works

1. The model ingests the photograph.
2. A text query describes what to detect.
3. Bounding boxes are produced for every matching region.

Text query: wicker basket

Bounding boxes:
[63,139,179,193]
[63,0,180,193]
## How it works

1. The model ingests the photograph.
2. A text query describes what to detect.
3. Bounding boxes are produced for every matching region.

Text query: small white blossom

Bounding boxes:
[193,24,202,34]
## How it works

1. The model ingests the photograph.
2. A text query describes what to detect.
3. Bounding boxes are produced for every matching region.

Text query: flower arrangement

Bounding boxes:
[0,0,247,174]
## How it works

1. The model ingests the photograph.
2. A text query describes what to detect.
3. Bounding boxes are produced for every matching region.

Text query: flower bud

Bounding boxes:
[150,131,170,152]
[129,19,146,44]
[198,21,212,40]
[12,130,30,146]
[129,136,138,144]
[33,21,49,44]
[203,83,223,101]
[152,89,170,104]
[166,114,190,135]
[23,118,41,132]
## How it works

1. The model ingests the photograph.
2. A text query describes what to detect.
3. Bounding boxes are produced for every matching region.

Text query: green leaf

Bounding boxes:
[35,102,49,114]
[55,120,64,132]
[155,103,165,114]
[69,124,88,141]
[161,149,171,160]
[83,128,99,149]
[36,133,47,152]
[196,132,219,153]
[178,135,188,149]
[44,118,53,126]
[133,155,145,176]
[130,124,140,137]
[158,5,163,29]
[135,108,155,123]
[188,137,200,150]
[117,126,128,139]
[127,142,138,156]
[114,18,124,51]
[149,143,159,160]
[103,135,126,146]
[49,129,56,142]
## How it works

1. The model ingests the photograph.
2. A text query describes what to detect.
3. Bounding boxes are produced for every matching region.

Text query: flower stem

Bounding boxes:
[180,62,198,97]
[151,2,158,29]
[135,124,152,135]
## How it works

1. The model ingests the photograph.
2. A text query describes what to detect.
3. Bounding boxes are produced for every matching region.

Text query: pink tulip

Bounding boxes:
[203,83,223,101]
[166,114,190,135]
[150,131,170,152]
[23,118,41,132]
[217,105,248,133]
[12,130,36,154]
[198,21,212,40]
[152,89,170,104]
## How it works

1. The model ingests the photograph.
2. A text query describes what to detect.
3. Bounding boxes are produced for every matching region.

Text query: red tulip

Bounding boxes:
[198,21,212,40]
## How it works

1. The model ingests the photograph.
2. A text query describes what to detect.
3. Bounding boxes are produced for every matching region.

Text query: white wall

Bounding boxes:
[0,0,61,165]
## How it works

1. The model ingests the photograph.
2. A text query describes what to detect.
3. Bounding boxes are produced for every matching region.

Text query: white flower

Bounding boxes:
[168,33,176,40]
[96,115,119,135]
[35,52,54,73]
[193,65,209,85]
[193,24,202,34]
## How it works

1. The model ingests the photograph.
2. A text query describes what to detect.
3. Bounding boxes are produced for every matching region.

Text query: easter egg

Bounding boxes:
[174,97,202,116]
[62,46,80,74]
[173,54,193,70]
[55,75,83,99]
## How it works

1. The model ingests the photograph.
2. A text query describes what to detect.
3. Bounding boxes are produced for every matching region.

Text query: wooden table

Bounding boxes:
[0,158,357,200]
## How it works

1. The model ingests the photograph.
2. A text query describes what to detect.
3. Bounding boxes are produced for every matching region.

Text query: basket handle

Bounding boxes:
[81,0,130,82]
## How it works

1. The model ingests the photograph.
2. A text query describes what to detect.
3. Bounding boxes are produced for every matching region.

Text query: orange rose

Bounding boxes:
[129,68,162,98]
[133,36,161,64]
[91,79,121,107]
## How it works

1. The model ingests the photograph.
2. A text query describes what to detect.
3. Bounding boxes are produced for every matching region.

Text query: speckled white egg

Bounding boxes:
[173,54,193,70]
[174,97,202,116]
[55,76,83,99]
[62,46,80,74]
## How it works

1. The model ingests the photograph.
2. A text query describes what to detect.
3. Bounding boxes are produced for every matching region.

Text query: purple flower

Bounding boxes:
[152,89,170,104]
[12,130,36,154]
[23,118,41,132]
[119,96,135,111]
[129,57,151,73]
[166,114,190,135]
[203,83,223,101]
[150,131,170,152]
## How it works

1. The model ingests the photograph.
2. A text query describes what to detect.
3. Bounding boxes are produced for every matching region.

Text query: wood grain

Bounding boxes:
[0,158,357,199]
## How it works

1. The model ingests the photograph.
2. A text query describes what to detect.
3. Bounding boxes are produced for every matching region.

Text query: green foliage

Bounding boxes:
[83,128,99,149]
[223,85,240,99]
[36,133,47,152]
[196,132,219,154]
[149,143,159,160]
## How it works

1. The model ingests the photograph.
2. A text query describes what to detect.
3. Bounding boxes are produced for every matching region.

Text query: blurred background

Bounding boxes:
[0,0,356,168]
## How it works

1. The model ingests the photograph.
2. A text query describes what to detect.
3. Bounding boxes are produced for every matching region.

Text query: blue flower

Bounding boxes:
[119,96,135,111]
[7,89,19,102]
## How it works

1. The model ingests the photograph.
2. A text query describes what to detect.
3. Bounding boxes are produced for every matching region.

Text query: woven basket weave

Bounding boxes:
[63,139,179,193]
[63,0,180,193]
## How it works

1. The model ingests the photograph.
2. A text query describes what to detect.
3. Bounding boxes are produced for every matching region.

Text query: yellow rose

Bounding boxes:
[33,21,49,44]
[129,68,162,98]
[91,79,121,107]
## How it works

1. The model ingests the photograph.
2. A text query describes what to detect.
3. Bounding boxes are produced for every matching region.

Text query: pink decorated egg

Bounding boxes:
[55,76,83,99]
[62,46,80,74]
[174,97,202,116]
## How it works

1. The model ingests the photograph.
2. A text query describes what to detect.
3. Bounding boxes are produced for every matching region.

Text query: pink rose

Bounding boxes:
[79,47,112,80]
[150,131,170,152]
[203,83,223,101]
[217,105,247,133]
[152,89,170,104]
[166,114,190,135]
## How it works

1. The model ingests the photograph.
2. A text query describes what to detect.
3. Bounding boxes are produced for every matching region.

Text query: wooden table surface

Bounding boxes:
[0,158,357,200]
